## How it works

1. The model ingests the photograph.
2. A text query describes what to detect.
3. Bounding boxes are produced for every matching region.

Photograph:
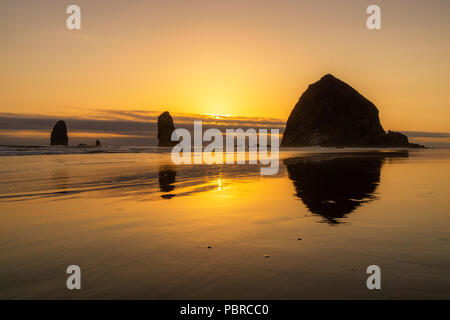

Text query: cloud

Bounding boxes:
[2,111,448,148]
[0,110,286,146]
[401,131,450,138]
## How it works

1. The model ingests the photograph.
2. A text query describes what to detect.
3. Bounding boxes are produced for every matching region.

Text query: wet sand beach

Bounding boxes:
[0,148,449,299]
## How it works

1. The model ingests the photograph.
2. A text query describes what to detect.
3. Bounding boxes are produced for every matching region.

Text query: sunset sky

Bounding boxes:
[1,0,449,144]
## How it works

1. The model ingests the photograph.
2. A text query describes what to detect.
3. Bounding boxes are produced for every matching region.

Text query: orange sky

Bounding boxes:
[1,0,449,132]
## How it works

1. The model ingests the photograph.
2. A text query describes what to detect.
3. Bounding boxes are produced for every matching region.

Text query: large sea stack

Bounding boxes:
[281,74,422,148]
[50,120,68,146]
[157,111,177,147]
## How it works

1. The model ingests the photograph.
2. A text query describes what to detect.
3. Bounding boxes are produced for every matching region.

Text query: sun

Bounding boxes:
[206,113,231,120]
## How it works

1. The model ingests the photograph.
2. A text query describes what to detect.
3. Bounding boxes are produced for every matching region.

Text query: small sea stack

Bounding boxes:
[157,111,177,147]
[50,120,68,146]
[95,139,102,147]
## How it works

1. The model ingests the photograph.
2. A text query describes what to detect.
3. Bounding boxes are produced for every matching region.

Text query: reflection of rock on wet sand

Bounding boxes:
[158,168,176,199]
[284,151,409,224]
[155,164,269,201]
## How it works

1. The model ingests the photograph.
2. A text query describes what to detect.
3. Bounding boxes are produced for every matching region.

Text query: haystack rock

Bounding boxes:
[50,120,68,146]
[157,111,177,147]
[281,74,423,148]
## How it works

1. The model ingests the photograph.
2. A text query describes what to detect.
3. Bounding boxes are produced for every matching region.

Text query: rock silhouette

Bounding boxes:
[157,111,177,147]
[159,168,176,199]
[285,151,409,224]
[281,74,423,148]
[50,120,68,146]
[95,139,102,147]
